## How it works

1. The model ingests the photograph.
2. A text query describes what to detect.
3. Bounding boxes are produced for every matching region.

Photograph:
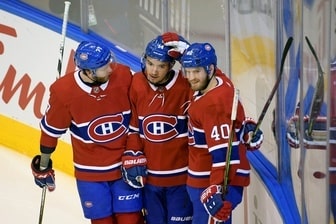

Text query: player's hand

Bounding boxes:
[31,155,55,191]
[242,117,263,150]
[200,185,232,222]
[121,150,147,188]
[162,32,190,60]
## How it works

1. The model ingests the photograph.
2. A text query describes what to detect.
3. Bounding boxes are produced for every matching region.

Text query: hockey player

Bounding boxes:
[180,42,263,224]
[120,32,193,223]
[286,60,336,224]
[31,41,144,224]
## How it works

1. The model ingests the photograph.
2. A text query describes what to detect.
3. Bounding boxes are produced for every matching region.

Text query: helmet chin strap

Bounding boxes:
[200,66,215,92]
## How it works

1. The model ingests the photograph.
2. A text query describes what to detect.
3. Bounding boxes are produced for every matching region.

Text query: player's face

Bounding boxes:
[145,57,171,85]
[183,67,208,91]
[94,62,113,83]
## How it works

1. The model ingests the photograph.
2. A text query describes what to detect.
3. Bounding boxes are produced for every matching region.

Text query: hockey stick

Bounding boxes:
[252,37,293,136]
[300,38,327,182]
[38,186,47,224]
[223,88,240,193]
[296,37,325,174]
[297,37,325,224]
[57,1,71,79]
[305,36,324,136]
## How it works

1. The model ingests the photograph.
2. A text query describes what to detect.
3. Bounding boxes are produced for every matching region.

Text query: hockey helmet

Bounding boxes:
[143,35,175,61]
[74,41,114,70]
[180,42,217,75]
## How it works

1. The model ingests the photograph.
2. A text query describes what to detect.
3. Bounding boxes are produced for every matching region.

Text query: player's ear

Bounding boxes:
[208,64,215,75]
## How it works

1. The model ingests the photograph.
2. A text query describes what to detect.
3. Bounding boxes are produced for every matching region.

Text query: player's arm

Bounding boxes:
[197,108,234,221]
[31,85,69,192]
[122,81,147,188]
[200,102,248,222]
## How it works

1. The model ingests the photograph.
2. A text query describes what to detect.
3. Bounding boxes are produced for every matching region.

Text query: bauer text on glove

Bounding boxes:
[121,150,147,188]
[31,155,55,191]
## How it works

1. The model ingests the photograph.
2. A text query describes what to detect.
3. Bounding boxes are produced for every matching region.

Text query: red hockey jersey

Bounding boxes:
[126,70,190,187]
[40,63,132,181]
[187,70,251,188]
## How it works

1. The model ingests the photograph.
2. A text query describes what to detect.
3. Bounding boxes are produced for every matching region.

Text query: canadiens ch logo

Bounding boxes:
[88,114,127,143]
[142,114,178,142]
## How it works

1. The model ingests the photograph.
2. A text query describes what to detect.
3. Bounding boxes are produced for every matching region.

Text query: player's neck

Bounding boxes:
[201,76,218,94]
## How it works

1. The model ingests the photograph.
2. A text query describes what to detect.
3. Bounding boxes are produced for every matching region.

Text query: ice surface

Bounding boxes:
[0,145,89,223]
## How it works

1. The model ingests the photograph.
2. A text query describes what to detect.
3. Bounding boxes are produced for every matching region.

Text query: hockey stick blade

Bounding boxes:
[305,36,324,136]
[253,37,293,136]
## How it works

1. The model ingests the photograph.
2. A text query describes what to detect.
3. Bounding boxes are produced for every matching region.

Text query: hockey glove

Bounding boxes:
[200,185,232,222]
[162,32,190,60]
[31,155,55,191]
[121,150,147,188]
[242,117,263,150]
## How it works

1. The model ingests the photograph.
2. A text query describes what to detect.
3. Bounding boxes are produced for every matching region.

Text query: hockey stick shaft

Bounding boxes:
[57,1,71,79]
[38,186,47,224]
[296,37,325,222]
[253,37,293,136]
[223,88,239,193]
[305,36,324,136]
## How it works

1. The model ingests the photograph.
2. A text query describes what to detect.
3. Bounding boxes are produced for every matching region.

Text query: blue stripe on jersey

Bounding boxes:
[70,122,91,141]
[128,124,139,133]
[209,145,226,163]
[209,142,240,166]
[40,116,67,137]
[190,127,207,146]
[236,169,250,178]
[187,169,210,179]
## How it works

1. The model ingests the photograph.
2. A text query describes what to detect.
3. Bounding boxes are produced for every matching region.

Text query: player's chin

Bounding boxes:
[190,83,201,91]
[148,76,159,83]
[148,78,161,86]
